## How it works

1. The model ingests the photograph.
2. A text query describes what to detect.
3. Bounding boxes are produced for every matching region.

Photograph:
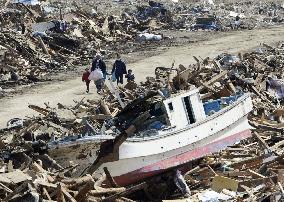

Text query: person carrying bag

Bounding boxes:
[89,53,106,94]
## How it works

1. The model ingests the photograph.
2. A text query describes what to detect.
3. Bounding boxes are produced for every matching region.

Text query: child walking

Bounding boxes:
[125,69,135,82]
[82,68,90,93]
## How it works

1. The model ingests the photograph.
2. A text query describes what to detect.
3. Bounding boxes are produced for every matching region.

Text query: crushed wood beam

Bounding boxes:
[89,187,126,196]
[37,36,50,55]
[75,180,94,201]
[57,184,66,202]
[253,132,272,152]
[104,167,118,188]
[42,187,52,200]
[184,166,200,176]
[278,182,284,196]
[28,105,50,116]
[61,185,77,202]
[248,169,266,178]
[0,182,12,193]
[90,114,112,120]
[100,99,112,115]
[62,175,94,189]
[207,165,217,176]
[198,70,228,92]
[102,182,147,202]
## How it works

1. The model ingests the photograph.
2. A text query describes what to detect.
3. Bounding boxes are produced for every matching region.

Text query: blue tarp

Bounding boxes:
[203,94,243,115]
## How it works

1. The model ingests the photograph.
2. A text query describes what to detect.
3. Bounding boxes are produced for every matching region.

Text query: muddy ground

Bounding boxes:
[0,25,284,128]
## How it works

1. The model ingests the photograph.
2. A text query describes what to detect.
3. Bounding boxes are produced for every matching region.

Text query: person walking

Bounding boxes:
[112,53,127,85]
[91,53,107,80]
[91,53,107,94]
[82,68,90,93]
[125,69,135,82]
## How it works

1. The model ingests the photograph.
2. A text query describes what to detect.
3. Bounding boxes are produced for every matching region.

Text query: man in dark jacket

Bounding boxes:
[112,53,127,85]
[91,53,107,79]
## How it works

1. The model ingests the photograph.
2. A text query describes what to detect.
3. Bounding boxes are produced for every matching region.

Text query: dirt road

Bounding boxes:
[1,26,284,128]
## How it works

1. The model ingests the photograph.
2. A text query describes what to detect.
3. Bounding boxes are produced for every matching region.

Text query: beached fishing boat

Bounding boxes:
[48,87,253,186]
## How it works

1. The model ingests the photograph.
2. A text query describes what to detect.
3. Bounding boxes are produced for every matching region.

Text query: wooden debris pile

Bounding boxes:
[150,42,284,109]
[2,121,284,201]
[0,150,146,202]
[0,80,149,144]
[1,28,284,200]
[1,0,284,94]
[170,0,284,31]
[216,42,284,112]
[3,41,284,146]
[0,0,168,93]
[0,7,81,89]
[180,128,284,202]
[0,31,54,86]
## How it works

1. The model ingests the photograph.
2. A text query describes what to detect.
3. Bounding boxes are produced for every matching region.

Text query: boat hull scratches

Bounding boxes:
[114,129,251,186]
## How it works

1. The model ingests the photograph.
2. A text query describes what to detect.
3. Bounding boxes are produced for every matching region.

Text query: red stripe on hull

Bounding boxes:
[114,129,251,186]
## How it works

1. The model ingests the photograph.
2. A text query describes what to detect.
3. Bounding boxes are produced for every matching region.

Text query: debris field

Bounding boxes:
[1,0,284,202]
[1,0,284,96]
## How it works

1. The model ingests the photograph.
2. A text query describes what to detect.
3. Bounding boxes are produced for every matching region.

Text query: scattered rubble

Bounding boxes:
[1,41,284,201]
[1,0,284,96]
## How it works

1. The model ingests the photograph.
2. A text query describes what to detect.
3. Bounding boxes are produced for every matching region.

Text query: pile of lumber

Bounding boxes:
[179,128,284,201]
[1,0,284,93]
[1,38,284,201]
[0,152,145,202]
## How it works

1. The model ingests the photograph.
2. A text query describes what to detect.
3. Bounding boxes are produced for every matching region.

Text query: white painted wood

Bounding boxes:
[163,88,206,129]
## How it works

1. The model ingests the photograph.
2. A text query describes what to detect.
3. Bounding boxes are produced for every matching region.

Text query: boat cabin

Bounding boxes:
[112,88,244,138]
[163,89,206,129]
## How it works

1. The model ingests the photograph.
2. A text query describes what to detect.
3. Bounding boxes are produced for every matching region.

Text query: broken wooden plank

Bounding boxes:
[89,187,126,196]
[90,114,112,120]
[248,169,266,179]
[102,182,147,202]
[75,181,94,201]
[211,175,239,193]
[0,169,31,184]
[37,36,50,55]
[28,105,50,116]
[0,182,12,193]
[239,175,278,191]
[57,184,66,202]
[253,132,271,152]
[42,187,52,201]
[61,185,77,202]
[278,182,284,196]
[104,167,118,188]
[198,70,228,92]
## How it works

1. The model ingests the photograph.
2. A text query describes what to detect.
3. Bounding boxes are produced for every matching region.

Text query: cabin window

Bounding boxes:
[168,103,174,111]
[183,97,196,124]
